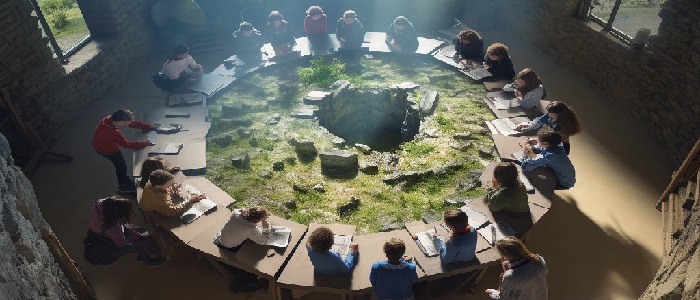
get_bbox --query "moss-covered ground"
[206,54,496,233]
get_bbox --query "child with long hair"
[453,29,484,63]
[517,101,582,154]
[433,209,478,263]
[484,162,529,216]
[505,68,545,110]
[88,196,168,267]
[485,236,548,299]
[385,16,419,53]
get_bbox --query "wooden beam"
[658,137,700,210]
[40,227,96,300]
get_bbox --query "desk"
[141,176,235,245]
[277,224,356,299]
[361,32,445,55]
[189,212,307,299]
[403,221,499,280]
[133,105,210,177]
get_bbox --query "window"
[28,0,91,63]
[588,0,663,44]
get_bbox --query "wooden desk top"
[403,220,499,279]
[142,176,234,245]
[277,223,357,292]
[133,105,210,177]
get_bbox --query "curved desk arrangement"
[132,31,557,299]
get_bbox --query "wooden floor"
[30,29,676,300]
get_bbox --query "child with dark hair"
[369,238,418,300]
[434,209,478,263]
[453,29,484,63]
[232,22,263,61]
[521,130,576,189]
[139,156,180,188]
[503,68,545,110]
[266,11,296,55]
[88,196,169,267]
[485,236,548,300]
[139,170,205,216]
[218,206,271,250]
[161,43,203,81]
[483,43,515,81]
[306,226,359,275]
[93,109,158,193]
[516,101,582,154]
[304,6,328,35]
[336,10,365,49]
[385,16,419,53]
[484,162,529,216]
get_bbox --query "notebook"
[490,118,519,136]
[262,225,293,248]
[466,68,492,81]
[459,206,490,229]
[477,222,516,246]
[177,184,217,224]
[148,143,183,155]
[331,234,353,259]
[415,229,441,257]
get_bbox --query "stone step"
[291,108,316,119]
[303,91,331,105]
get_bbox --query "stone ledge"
[63,39,102,74]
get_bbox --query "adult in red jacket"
[93,109,157,192]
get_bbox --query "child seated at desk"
[304,6,328,35]
[482,43,515,82]
[307,226,359,275]
[484,162,529,217]
[231,22,263,62]
[385,16,419,53]
[434,209,478,264]
[266,11,295,55]
[516,101,582,155]
[218,206,270,250]
[370,238,418,300]
[139,170,204,216]
[154,43,204,92]
[503,68,546,110]
[336,10,365,49]
[485,236,548,300]
[453,29,484,63]
[520,130,576,189]
[138,156,180,188]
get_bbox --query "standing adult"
[485,236,548,300]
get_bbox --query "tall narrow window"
[28,0,91,63]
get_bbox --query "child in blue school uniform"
[434,209,478,264]
[370,238,419,300]
[306,226,359,275]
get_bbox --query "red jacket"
[304,14,328,34]
[92,115,153,155]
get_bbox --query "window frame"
[27,0,92,64]
[588,0,634,45]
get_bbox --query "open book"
[477,222,516,246]
[149,143,183,155]
[466,67,492,81]
[147,131,157,145]
[177,184,217,223]
[331,234,353,259]
[262,225,292,248]
[490,118,519,136]
[415,229,441,257]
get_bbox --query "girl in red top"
[304,6,328,35]
[92,109,157,192]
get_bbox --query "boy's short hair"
[307,226,334,252]
[444,209,469,230]
[239,22,254,31]
[394,16,409,26]
[458,29,481,43]
[538,130,562,150]
[241,206,269,223]
[486,43,509,58]
[111,109,134,122]
[149,169,174,186]
[343,10,356,18]
[383,238,406,261]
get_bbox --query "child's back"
[370,260,418,300]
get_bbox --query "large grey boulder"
[319,149,358,178]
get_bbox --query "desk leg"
[276,287,292,300]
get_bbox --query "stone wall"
[640,203,700,299]
[461,0,700,164]
[0,133,77,299]
[0,0,157,147]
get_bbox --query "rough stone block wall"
[0,0,157,147]
[0,133,77,299]
[461,0,700,165]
